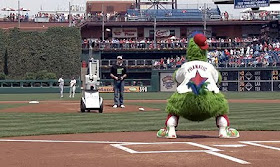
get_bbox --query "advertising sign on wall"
[144,27,180,38]
[160,73,177,92]
[156,29,171,37]
[112,28,137,38]
[99,86,147,93]
[234,0,270,9]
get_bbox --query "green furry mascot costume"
[157,33,239,139]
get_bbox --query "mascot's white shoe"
[157,127,177,139]
[157,115,178,139]
[167,126,177,139]
[217,116,240,138]
[219,127,240,138]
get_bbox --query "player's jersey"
[176,61,219,94]
[58,78,64,86]
[70,79,76,87]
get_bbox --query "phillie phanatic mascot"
[157,33,239,139]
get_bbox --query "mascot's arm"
[174,68,185,84]
[211,67,220,84]
[173,70,178,83]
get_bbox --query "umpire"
[110,55,127,108]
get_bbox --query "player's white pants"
[59,85,64,97]
[70,86,76,98]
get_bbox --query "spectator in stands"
[224,11,229,21]
[110,55,127,108]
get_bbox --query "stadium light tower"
[69,2,72,27]
[102,4,105,41]
[199,3,211,36]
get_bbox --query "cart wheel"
[99,102,103,113]
[80,99,85,113]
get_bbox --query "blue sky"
[0,0,246,18]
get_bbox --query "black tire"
[99,102,103,113]
[80,99,86,113]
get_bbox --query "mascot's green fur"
[166,38,228,121]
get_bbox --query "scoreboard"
[219,69,280,92]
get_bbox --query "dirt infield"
[1,131,280,167]
[1,99,280,166]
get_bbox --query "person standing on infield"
[58,76,64,98]
[110,55,127,108]
[69,77,77,98]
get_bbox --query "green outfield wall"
[0,79,81,94]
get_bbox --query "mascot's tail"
[187,82,209,95]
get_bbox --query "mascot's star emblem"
[190,71,208,86]
[187,71,208,95]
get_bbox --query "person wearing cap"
[110,55,127,108]
[157,33,239,139]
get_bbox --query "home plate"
[213,144,246,148]
[29,101,39,104]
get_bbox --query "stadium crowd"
[2,12,85,25]
[152,39,280,68]
[82,37,261,50]
[93,37,280,68]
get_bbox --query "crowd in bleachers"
[35,12,85,24]
[96,36,280,68]
[2,5,279,23]
[94,37,280,68]
[151,38,280,69]
[208,40,280,68]
[82,36,261,50]
[152,56,186,69]
[240,11,280,21]
[4,12,30,22]
[2,12,85,25]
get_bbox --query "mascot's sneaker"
[157,128,168,138]
[219,127,240,139]
[156,127,177,139]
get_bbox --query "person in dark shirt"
[110,55,127,108]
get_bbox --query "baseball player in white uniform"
[69,77,77,98]
[58,76,64,98]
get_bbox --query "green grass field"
[0,92,280,138]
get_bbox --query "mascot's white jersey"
[176,60,220,94]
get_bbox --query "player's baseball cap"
[193,34,209,50]
[117,55,123,60]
